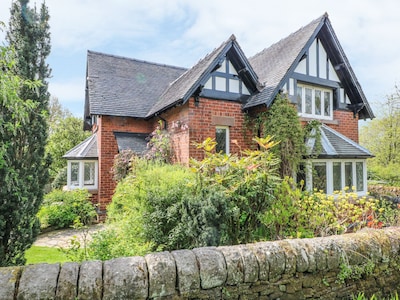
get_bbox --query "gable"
[246,13,374,120]
[146,35,260,117]
[294,38,339,82]
[201,54,252,102]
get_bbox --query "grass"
[25,246,71,265]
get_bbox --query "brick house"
[64,14,374,216]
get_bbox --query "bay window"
[67,160,98,190]
[304,159,367,195]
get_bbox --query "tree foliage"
[0,0,51,266]
[360,87,400,185]
[0,45,45,266]
[46,114,90,183]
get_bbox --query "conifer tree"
[0,0,51,266]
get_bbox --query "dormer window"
[297,83,333,120]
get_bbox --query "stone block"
[247,242,270,281]
[276,240,297,275]
[171,249,200,294]
[238,245,259,283]
[18,263,60,300]
[0,266,21,300]
[56,262,79,300]
[103,256,148,300]
[218,245,244,285]
[193,247,227,289]
[78,260,102,300]
[145,251,176,298]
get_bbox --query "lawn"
[25,246,72,265]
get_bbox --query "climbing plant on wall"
[245,94,306,178]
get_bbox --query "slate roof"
[63,134,98,159]
[307,124,373,158]
[114,132,148,155]
[246,13,374,120]
[247,15,323,109]
[85,51,186,119]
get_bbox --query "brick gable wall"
[187,97,251,162]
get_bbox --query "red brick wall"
[330,110,359,143]
[96,115,152,214]
[186,97,250,162]
[158,104,190,164]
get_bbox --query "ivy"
[244,94,306,177]
[304,119,323,158]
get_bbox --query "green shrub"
[261,178,386,239]
[89,137,282,259]
[38,189,96,229]
[190,136,281,244]
[88,161,194,259]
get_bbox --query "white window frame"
[304,159,367,196]
[67,160,98,190]
[297,83,333,120]
[215,126,230,154]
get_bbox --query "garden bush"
[38,189,96,229]
[261,178,389,240]
[88,160,195,259]
[88,137,282,259]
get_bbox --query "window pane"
[71,162,79,186]
[216,128,227,153]
[333,162,342,191]
[313,162,327,193]
[305,88,312,114]
[241,83,250,95]
[345,162,353,190]
[324,91,331,116]
[297,163,307,190]
[229,78,240,93]
[315,90,321,115]
[84,162,95,185]
[215,76,226,91]
[356,162,364,191]
[297,86,302,112]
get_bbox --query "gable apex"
[246,14,374,120]
[146,35,260,117]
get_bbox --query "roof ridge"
[87,50,187,72]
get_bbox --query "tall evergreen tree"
[0,0,51,266]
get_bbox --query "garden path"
[33,224,105,248]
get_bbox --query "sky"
[0,0,399,119]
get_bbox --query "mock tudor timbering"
[65,13,374,214]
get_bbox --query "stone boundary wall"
[1,227,400,299]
